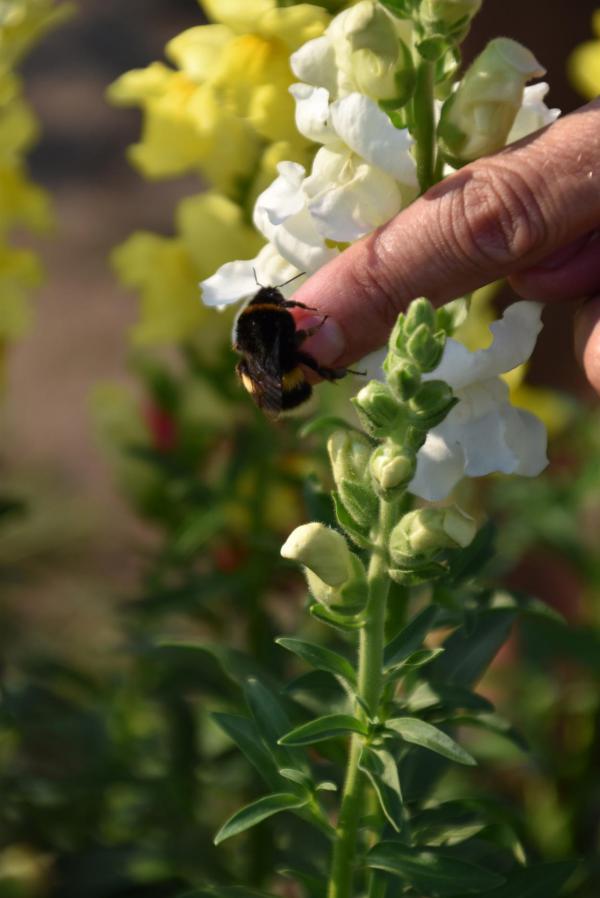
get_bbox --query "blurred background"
[1,1,600,896]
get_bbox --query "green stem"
[327,500,398,898]
[412,58,436,193]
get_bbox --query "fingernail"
[534,234,592,270]
[299,315,346,365]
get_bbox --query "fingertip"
[574,294,600,394]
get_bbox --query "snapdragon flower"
[407,302,548,501]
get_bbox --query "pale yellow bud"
[370,445,415,491]
[281,522,353,587]
[439,38,545,162]
[390,506,476,562]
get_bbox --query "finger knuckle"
[443,164,549,270]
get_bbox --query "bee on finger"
[233,273,358,417]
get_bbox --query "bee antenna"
[252,268,264,288]
[276,271,306,289]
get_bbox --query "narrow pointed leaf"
[214,792,308,845]
[244,678,308,771]
[384,606,440,669]
[276,638,356,688]
[448,712,528,751]
[406,681,495,713]
[310,603,366,631]
[476,860,578,898]
[386,717,476,766]
[178,888,277,898]
[359,747,403,831]
[279,713,368,746]
[366,842,505,895]
[385,648,444,682]
[427,609,516,687]
[332,491,372,548]
[212,713,280,788]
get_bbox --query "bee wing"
[240,354,283,416]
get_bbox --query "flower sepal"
[408,380,457,429]
[353,381,405,438]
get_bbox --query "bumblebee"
[234,277,353,417]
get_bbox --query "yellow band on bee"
[282,366,305,391]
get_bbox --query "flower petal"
[426,301,543,391]
[304,146,403,242]
[508,83,560,144]
[329,93,417,187]
[289,83,335,144]
[254,163,339,271]
[409,430,465,501]
[501,405,548,475]
[200,258,258,309]
[290,34,338,95]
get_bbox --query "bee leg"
[297,350,366,380]
[281,300,319,311]
[295,315,328,345]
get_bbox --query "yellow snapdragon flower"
[0,1,71,360]
[111,192,262,345]
[108,0,329,197]
[568,10,600,99]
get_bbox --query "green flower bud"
[352,381,403,438]
[403,297,436,335]
[421,0,482,30]
[438,38,545,163]
[281,523,353,587]
[390,506,477,564]
[370,444,415,493]
[328,429,372,489]
[405,324,446,371]
[385,361,421,401]
[408,380,456,427]
[335,1,415,103]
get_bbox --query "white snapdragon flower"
[201,161,337,309]
[201,242,303,310]
[507,82,560,144]
[290,0,412,102]
[407,302,548,501]
[291,85,418,241]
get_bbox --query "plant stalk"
[412,57,437,193]
[327,500,398,898]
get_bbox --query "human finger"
[574,294,600,394]
[293,98,600,369]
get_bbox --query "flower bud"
[408,380,456,428]
[332,1,414,103]
[421,0,482,31]
[281,523,353,587]
[370,444,415,492]
[405,324,446,371]
[385,361,421,401]
[328,429,372,489]
[438,38,545,163]
[352,381,403,438]
[403,297,436,335]
[390,506,476,563]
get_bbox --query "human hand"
[292,98,600,391]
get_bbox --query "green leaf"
[386,717,476,766]
[427,609,516,688]
[448,712,528,752]
[280,713,368,746]
[384,605,440,669]
[359,747,403,831]
[476,860,578,898]
[406,682,495,713]
[366,842,505,895]
[278,868,327,898]
[417,35,448,62]
[385,648,444,682]
[310,602,367,631]
[178,888,277,898]
[332,491,372,548]
[277,638,357,688]
[212,713,281,789]
[244,678,308,771]
[214,792,309,845]
[446,520,496,584]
